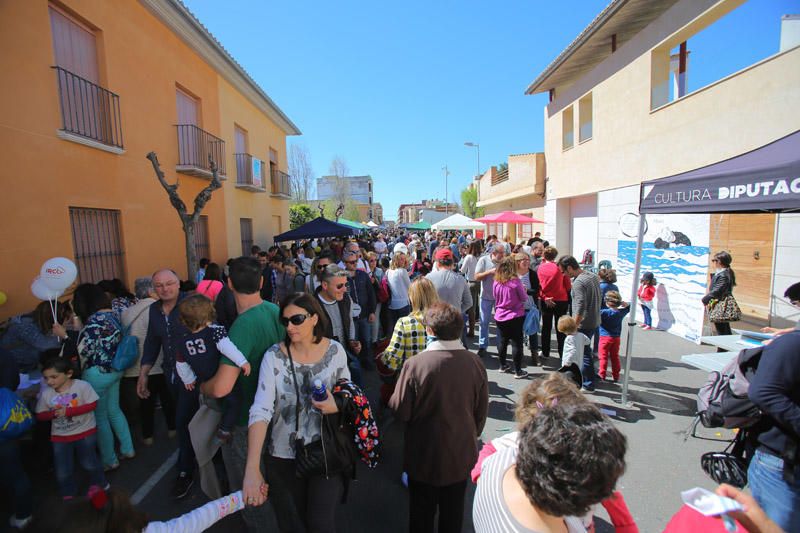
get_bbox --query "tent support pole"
[620,213,646,406]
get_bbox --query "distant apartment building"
[476,153,546,241]
[317,175,374,204]
[0,0,299,318]
[317,174,379,220]
[526,0,800,327]
[397,200,458,225]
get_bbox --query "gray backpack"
[696,346,762,429]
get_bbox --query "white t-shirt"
[386,268,411,310]
[562,332,591,368]
[460,254,478,282]
[473,447,586,533]
[36,379,98,438]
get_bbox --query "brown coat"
[389,347,489,486]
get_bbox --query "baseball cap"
[434,248,454,262]
[393,243,409,255]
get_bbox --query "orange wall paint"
[218,76,290,257]
[0,0,292,319]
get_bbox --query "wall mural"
[616,212,710,343]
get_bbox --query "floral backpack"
[332,379,380,468]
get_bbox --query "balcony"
[52,66,124,152]
[477,154,546,208]
[175,124,227,179]
[234,153,267,192]
[270,168,291,198]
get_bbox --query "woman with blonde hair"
[386,250,412,331]
[493,257,528,378]
[380,277,439,375]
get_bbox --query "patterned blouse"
[111,296,135,316]
[248,340,351,460]
[78,310,122,370]
[381,312,426,371]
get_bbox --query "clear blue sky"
[183,0,794,220]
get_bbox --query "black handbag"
[286,345,354,479]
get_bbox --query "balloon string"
[49,298,57,324]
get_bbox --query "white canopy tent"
[366,221,379,227]
[431,213,484,231]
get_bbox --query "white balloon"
[40,257,78,291]
[31,277,64,301]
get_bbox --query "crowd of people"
[0,227,797,533]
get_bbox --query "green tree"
[289,204,316,229]
[460,186,484,218]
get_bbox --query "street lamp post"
[464,142,480,201]
[442,164,450,215]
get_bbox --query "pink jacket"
[492,278,527,322]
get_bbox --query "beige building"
[526,0,800,326]
[476,153,546,242]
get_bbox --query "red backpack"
[377,275,391,304]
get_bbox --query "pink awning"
[474,211,545,224]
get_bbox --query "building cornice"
[139,0,301,136]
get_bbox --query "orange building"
[0,0,300,319]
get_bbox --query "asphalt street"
[5,321,736,532]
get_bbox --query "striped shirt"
[473,447,586,533]
[571,271,602,330]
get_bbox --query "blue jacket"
[599,306,629,337]
[347,270,376,320]
[142,293,190,383]
[0,315,61,372]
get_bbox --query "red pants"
[598,336,621,380]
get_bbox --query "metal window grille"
[240,218,253,256]
[192,215,210,262]
[69,207,126,283]
[270,168,291,196]
[52,66,124,149]
[175,124,227,175]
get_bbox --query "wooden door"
[709,213,775,321]
[50,7,99,82]
[176,89,198,125]
[176,89,200,164]
[50,7,105,140]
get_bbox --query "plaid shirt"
[381,312,426,371]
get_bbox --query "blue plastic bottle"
[311,379,327,402]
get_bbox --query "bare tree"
[147,152,221,282]
[288,143,314,202]
[328,156,351,207]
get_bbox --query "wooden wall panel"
[709,214,775,320]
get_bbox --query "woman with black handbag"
[243,292,351,533]
[702,251,740,336]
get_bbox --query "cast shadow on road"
[488,380,514,398]
[589,375,698,423]
[488,399,517,422]
[629,356,695,372]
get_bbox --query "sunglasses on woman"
[280,313,312,327]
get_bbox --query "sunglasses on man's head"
[280,313,312,327]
